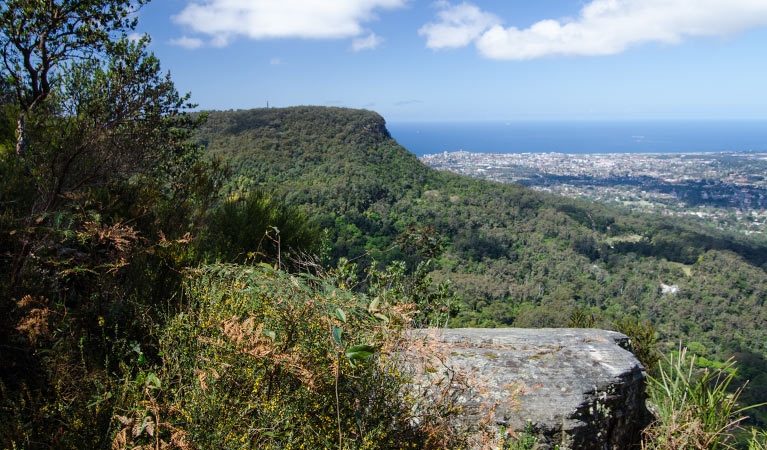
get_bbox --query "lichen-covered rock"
[410,328,650,450]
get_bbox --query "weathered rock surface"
[411,328,650,450]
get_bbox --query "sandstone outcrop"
[410,328,650,449]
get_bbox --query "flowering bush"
[110,263,469,450]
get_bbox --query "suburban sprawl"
[421,150,767,236]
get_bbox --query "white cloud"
[173,0,405,47]
[352,32,383,51]
[127,32,143,43]
[169,36,205,49]
[209,34,231,48]
[269,57,282,65]
[421,0,767,60]
[419,2,500,49]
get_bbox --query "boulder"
[410,328,650,450]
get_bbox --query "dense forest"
[198,106,767,421]
[2,1,767,448]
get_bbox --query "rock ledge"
[412,328,650,450]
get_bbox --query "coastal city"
[421,151,767,235]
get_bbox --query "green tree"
[0,2,224,447]
[0,0,147,165]
[0,0,202,291]
[204,190,320,268]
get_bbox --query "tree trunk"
[9,112,34,291]
[16,112,26,156]
[15,111,30,174]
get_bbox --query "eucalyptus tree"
[0,0,206,288]
[0,0,148,166]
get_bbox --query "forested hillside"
[198,106,767,418]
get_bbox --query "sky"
[132,0,767,122]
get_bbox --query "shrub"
[500,422,537,450]
[643,348,760,450]
[614,316,660,373]
[568,308,603,328]
[110,263,469,450]
[204,190,320,267]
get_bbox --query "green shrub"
[110,263,468,450]
[568,308,603,328]
[643,348,761,450]
[204,190,320,267]
[501,422,537,450]
[614,316,660,373]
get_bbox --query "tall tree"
[0,0,147,168]
[0,0,204,290]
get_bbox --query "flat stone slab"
[410,328,649,450]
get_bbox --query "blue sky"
[133,1,767,122]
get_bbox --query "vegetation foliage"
[643,348,764,450]
[203,189,321,267]
[196,106,767,423]
[114,263,472,450]
[2,0,767,448]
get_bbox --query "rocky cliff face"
[410,328,650,450]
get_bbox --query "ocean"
[387,120,767,157]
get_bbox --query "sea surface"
[387,121,767,157]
